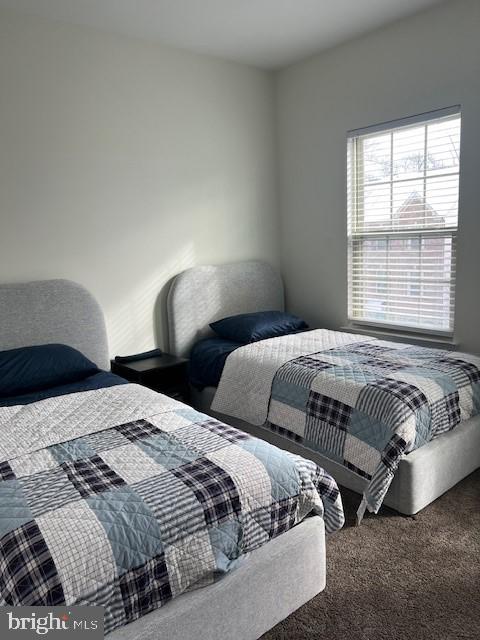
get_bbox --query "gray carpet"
[263,469,480,640]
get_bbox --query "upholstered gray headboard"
[167,261,284,357]
[0,279,109,369]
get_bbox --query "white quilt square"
[165,530,216,598]
[99,443,166,484]
[310,371,362,407]
[10,449,58,478]
[458,385,474,420]
[36,500,117,604]
[208,444,272,512]
[268,400,306,437]
[147,412,192,433]
[344,434,381,477]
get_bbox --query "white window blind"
[347,107,461,334]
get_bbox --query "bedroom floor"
[263,469,480,640]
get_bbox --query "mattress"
[0,382,343,635]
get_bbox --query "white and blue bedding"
[189,311,310,389]
[212,329,480,516]
[0,348,343,634]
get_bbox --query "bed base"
[109,516,325,640]
[192,386,480,516]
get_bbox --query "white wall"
[0,10,278,356]
[2,2,479,358]
[276,0,480,354]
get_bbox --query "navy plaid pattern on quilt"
[267,422,303,443]
[267,339,480,514]
[61,455,127,497]
[114,419,161,442]
[313,466,341,503]
[288,356,333,373]
[430,392,461,436]
[269,497,298,537]
[0,461,15,481]
[0,389,344,634]
[172,457,242,526]
[340,342,396,355]
[0,521,65,606]
[307,393,352,430]
[381,434,408,471]
[284,356,332,381]
[371,378,427,412]
[198,418,250,443]
[362,358,407,372]
[119,554,172,623]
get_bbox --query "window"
[347,107,461,334]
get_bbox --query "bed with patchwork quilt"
[211,329,480,519]
[0,383,343,634]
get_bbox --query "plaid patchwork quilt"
[212,330,480,517]
[0,384,343,634]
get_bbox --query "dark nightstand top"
[111,352,190,403]
[111,353,188,375]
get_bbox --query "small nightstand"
[111,353,189,402]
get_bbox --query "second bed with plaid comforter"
[0,384,343,634]
[212,330,480,517]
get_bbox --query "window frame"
[347,106,461,338]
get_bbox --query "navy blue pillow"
[0,344,100,398]
[210,311,308,344]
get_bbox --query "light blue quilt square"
[347,408,391,450]
[86,486,163,575]
[0,479,34,538]
[208,520,242,572]
[239,438,299,500]
[49,438,96,464]
[138,433,199,469]
[271,378,310,411]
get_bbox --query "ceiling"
[0,0,447,69]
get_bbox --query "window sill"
[340,324,457,349]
